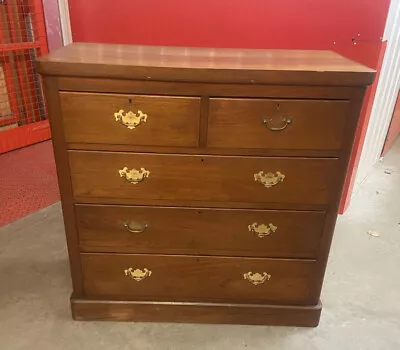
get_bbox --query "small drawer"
[60,92,200,147]
[81,253,318,305]
[69,151,337,206]
[76,204,325,259]
[208,98,349,151]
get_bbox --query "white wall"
[58,0,72,45]
[355,0,400,187]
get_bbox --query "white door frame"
[58,0,72,45]
[355,0,400,187]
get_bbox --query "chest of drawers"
[37,43,374,326]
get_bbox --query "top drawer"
[208,98,349,151]
[59,92,200,147]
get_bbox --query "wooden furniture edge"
[56,77,366,99]
[71,298,322,326]
[313,89,367,297]
[43,76,84,295]
[37,48,369,325]
[36,63,375,87]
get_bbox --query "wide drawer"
[69,151,337,206]
[208,98,349,151]
[76,204,325,258]
[60,92,200,147]
[81,253,318,305]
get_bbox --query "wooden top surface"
[36,43,375,86]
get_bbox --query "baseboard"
[71,297,322,327]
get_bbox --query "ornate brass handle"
[114,109,148,129]
[263,117,292,131]
[254,171,285,188]
[124,267,152,281]
[248,223,277,238]
[119,167,150,184]
[243,271,271,285]
[124,221,148,233]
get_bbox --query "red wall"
[68,0,391,212]
[69,1,388,55]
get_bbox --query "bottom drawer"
[82,254,318,305]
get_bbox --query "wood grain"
[42,77,84,295]
[81,253,319,305]
[73,197,327,212]
[67,142,341,158]
[313,89,367,298]
[60,92,200,147]
[58,77,365,100]
[208,98,349,151]
[69,151,338,206]
[36,43,375,86]
[71,298,322,326]
[76,204,326,258]
[37,43,373,326]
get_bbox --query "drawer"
[81,253,318,305]
[60,92,200,147]
[76,205,325,258]
[208,98,349,151]
[69,151,337,206]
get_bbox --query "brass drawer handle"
[124,221,148,233]
[248,223,277,238]
[114,109,148,129]
[254,171,285,188]
[243,271,271,285]
[263,117,292,131]
[119,167,150,184]
[124,267,152,281]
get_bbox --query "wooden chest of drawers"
[37,43,374,326]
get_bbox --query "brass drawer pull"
[124,267,152,281]
[243,272,271,285]
[263,117,292,131]
[124,221,148,233]
[254,171,285,188]
[114,109,148,129]
[248,223,277,238]
[119,167,150,184]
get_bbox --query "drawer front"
[76,205,325,258]
[69,151,337,206]
[208,98,349,151]
[82,253,318,305]
[60,92,200,147]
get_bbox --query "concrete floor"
[1,138,399,350]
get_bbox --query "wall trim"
[58,0,72,45]
[355,0,400,187]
